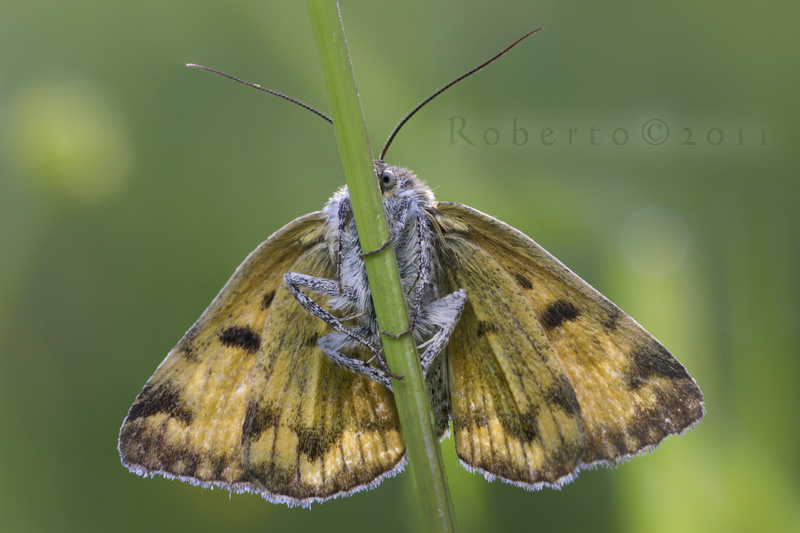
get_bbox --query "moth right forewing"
[435,202,704,466]
[441,236,589,488]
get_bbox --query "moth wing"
[240,242,404,505]
[434,202,704,486]
[118,212,404,505]
[435,217,589,487]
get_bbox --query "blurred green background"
[1,1,798,532]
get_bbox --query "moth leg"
[338,310,367,322]
[284,272,402,381]
[335,197,350,294]
[383,210,432,338]
[359,197,413,258]
[418,289,467,376]
[318,331,393,389]
[284,271,357,300]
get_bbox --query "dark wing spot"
[126,383,193,424]
[219,326,261,353]
[451,408,489,436]
[450,412,469,432]
[202,454,229,480]
[296,427,327,461]
[589,380,704,463]
[513,273,533,290]
[541,300,580,330]
[177,338,196,361]
[500,408,539,442]
[294,423,342,462]
[478,455,525,483]
[177,326,199,361]
[120,424,201,477]
[242,399,280,439]
[174,450,200,477]
[262,461,297,490]
[472,406,489,428]
[260,290,276,310]
[626,340,690,389]
[303,331,320,348]
[602,304,623,331]
[602,424,630,459]
[518,410,539,441]
[476,320,499,338]
[545,375,582,416]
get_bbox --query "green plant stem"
[305,2,457,531]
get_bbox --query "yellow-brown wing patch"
[435,202,703,479]
[118,212,404,505]
[443,237,588,488]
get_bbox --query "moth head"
[378,166,397,192]
[374,160,435,206]
[374,160,401,194]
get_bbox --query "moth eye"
[379,169,396,191]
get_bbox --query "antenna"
[187,64,333,124]
[380,27,543,161]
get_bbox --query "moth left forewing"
[119,211,406,506]
[435,202,704,473]
[119,212,329,487]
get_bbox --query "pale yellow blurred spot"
[359,431,381,466]
[3,79,133,207]
[475,424,492,460]
[383,430,403,460]
[536,411,557,447]
[488,419,505,455]
[619,206,692,277]
[249,427,276,460]
[273,426,299,466]
[505,437,522,459]
[525,442,544,469]
[340,430,361,469]
[299,456,323,487]
[323,446,343,479]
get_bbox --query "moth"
[119,29,703,507]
